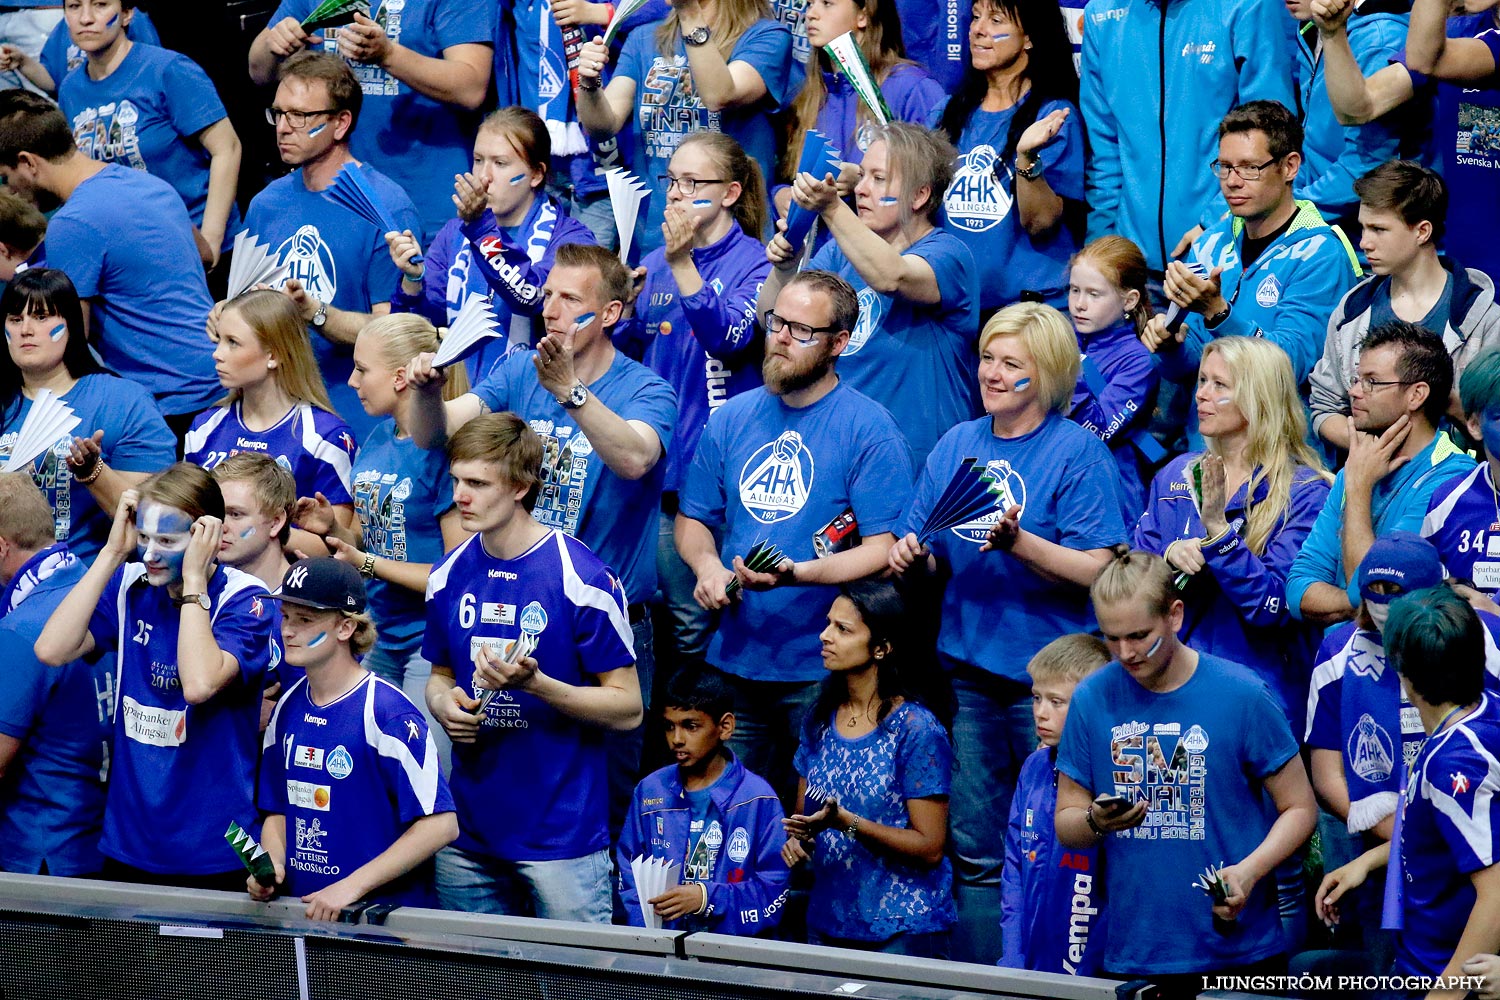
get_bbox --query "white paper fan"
[225,230,290,299]
[475,631,538,713]
[606,168,650,264]
[630,855,682,929]
[433,294,502,370]
[3,389,80,472]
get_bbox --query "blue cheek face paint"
[572,311,596,333]
[136,503,194,585]
[307,123,327,138]
[1482,408,1500,458]
[1013,377,1031,391]
[1146,635,1164,658]
[1214,396,1232,407]
[877,196,900,206]
[691,199,714,208]
[239,526,256,539]
[508,173,527,186]
[106,12,119,27]
[48,323,66,342]
[991,32,1011,40]
[306,631,328,650]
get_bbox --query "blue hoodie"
[1080,0,1296,270]
[615,224,770,493]
[1070,318,1160,521]
[1294,3,1419,229]
[999,746,1104,976]
[1134,453,1331,729]
[616,753,789,934]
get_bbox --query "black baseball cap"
[266,558,367,614]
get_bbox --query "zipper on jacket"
[1157,2,1169,271]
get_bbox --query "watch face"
[570,383,588,406]
[685,25,710,44]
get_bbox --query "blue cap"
[266,558,367,614]
[1358,531,1444,605]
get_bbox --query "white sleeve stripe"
[1422,465,1484,538]
[425,534,476,600]
[262,676,307,751]
[364,676,441,814]
[1305,633,1359,742]
[1420,720,1500,867]
[298,404,355,493]
[182,406,230,457]
[555,533,635,658]
[113,564,148,720]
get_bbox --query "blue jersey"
[241,163,422,440]
[0,374,174,564]
[944,98,1084,312]
[1134,453,1330,726]
[1305,618,1500,834]
[259,672,454,905]
[1056,653,1299,974]
[389,199,596,384]
[615,224,768,493]
[0,549,111,876]
[87,564,275,873]
[58,43,240,250]
[39,9,160,89]
[471,348,676,603]
[680,382,914,683]
[46,164,219,415]
[1071,318,1159,521]
[1423,463,1500,596]
[615,18,795,257]
[1397,694,1500,976]
[903,414,1126,682]
[616,752,789,934]
[423,529,635,860]
[271,0,497,237]
[351,419,452,654]
[999,746,1104,975]
[185,402,357,507]
[809,228,980,466]
[793,701,956,940]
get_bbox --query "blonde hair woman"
[185,289,358,532]
[1133,335,1333,722]
[886,301,1127,958]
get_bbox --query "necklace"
[843,697,878,728]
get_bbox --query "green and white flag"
[226,820,277,888]
[301,0,369,31]
[602,0,656,46]
[822,31,893,126]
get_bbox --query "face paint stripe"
[307,123,327,138]
[1013,377,1031,391]
[306,631,328,649]
[508,173,527,186]
[877,196,900,205]
[48,323,66,342]
[1147,635,1164,657]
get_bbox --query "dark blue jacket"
[1000,746,1104,975]
[1071,318,1160,522]
[616,753,789,935]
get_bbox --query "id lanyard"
[1382,703,1469,930]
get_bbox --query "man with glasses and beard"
[675,269,914,803]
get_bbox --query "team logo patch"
[520,601,549,636]
[326,745,354,780]
[1453,771,1472,795]
[944,144,1014,234]
[726,827,750,864]
[481,602,516,625]
[738,430,815,523]
[1255,273,1282,308]
[950,460,1027,544]
[287,780,331,811]
[1347,713,1395,783]
[1182,725,1210,753]
[844,286,885,355]
[294,745,325,770]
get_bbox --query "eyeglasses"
[265,107,340,130]
[659,174,729,196]
[1208,156,1281,181]
[1352,376,1414,393]
[765,311,839,346]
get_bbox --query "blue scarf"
[2,543,78,616]
[520,0,589,155]
[1331,629,1421,834]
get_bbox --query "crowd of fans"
[1,0,1500,996]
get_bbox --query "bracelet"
[695,881,709,915]
[74,460,104,485]
[578,74,601,92]
[844,815,860,839]
[404,266,425,284]
[1085,804,1106,839]
[360,552,377,578]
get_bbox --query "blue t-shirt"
[46,164,219,415]
[351,419,452,653]
[1396,693,1500,977]
[809,228,980,466]
[1422,462,1500,595]
[903,414,1126,682]
[0,550,111,876]
[87,565,275,873]
[793,702,956,940]
[615,18,795,256]
[1369,272,1452,333]
[241,163,422,440]
[58,43,240,250]
[184,402,357,507]
[423,529,635,861]
[0,375,174,564]
[39,10,160,90]
[471,348,676,603]
[259,672,454,906]
[679,382,914,682]
[1056,653,1300,974]
[270,0,497,237]
[943,98,1084,312]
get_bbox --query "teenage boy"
[253,558,457,920]
[616,669,789,933]
[1312,162,1500,448]
[423,412,642,921]
[999,633,1109,976]
[1424,348,1500,600]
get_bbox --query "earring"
[267,359,278,369]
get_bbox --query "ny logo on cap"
[287,565,310,589]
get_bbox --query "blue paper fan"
[322,165,422,263]
[784,130,843,254]
[916,458,1004,543]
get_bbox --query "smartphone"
[1094,792,1130,812]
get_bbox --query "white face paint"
[1367,601,1391,633]
[136,501,194,587]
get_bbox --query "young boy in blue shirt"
[999,633,1109,975]
[616,669,788,934]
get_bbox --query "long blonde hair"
[1198,337,1332,555]
[656,0,771,60]
[220,290,334,412]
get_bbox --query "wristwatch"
[558,380,589,410]
[174,593,212,611]
[1204,304,1232,329]
[1015,155,1044,181]
[312,302,329,328]
[683,25,711,46]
